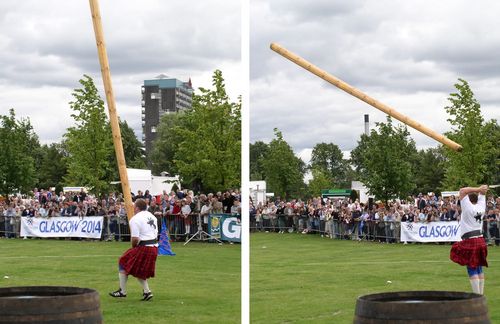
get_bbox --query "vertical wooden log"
[89,0,135,220]
[270,43,462,152]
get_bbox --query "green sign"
[208,214,241,242]
[321,189,351,197]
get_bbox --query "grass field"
[0,239,240,323]
[250,232,500,323]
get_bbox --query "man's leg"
[137,278,153,301]
[110,267,128,297]
[119,271,128,294]
[467,266,482,294]
[478,269,485,295]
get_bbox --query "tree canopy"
[0,109,38,195]
[115,119,146,170]
[442,78,498,189]
[250,141,269,181]
[35,143,68,193]
[63,75,115,196]
[150,70,241,192]
[261,128,305,200]
[310,142,351,188]
[351,116,417,204]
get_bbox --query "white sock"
[469,278,480,294]
[119,272,128,294]
[479,279,485,295]
[137,278,151,293]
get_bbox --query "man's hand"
[479,185,489,195]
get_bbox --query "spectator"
[231,199,241,216]
[200,199,213,232]
[135,190,145,201]
[4,203,16,238]
[13,205,22,238]
[144,190,153,203]
[486,209,499,246]
[384,209,396,243]
[284,202,295,233]
[181,199,192,239]
[324,205,333,239]
[276,201,285,233]
[255,203,263,232]
[418,209,427,223]
[38,204,48,218]
[260,202,269,232]
[148,200,162,219]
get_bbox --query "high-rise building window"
[142,75,193,160]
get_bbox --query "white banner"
[20,216,104,239]
[400,221,461,242]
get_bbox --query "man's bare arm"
[459,185,489,201]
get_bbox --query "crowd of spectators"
[249,192,500,245]
[0,187,241,241]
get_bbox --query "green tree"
[482,120,500,187]
[350,116,417,204]
[0,109,38,195]
[114,119,146,170]
[262,128,305,199]
[307,167,332,198]
[63,75,115,196]
[150,113,182,176]
[442,79,495,189]
[310,142,351,188]
[413,147,446,195]
[250,141,269,181]
[36,143,68,193]
[172,70,241,192]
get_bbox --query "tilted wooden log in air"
[89,0,135,220]
[270,43,463,152]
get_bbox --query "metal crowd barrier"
[2,213,497,244]
[250,214,499,244]
[0,213,208,242]
[99,214,201,242]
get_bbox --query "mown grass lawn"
[250,232,500,323]
[0,239,240,323]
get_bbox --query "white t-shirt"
[129,210,158,246]
[201,204,211,224]
[460,194,486,237]
[181,205,191,216]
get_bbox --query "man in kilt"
[110,198,158,301]
[450,185,489,295]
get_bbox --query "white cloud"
[250,0,500,157]
[0,0,241,143]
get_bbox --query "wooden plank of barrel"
[0,286,102,323]
[270,43,463,152]
[354,291,490,323]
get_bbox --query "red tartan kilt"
[450,237,488,268]
[119,246,158,280]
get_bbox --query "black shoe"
[109,289,127,298]
[142,291,153,301]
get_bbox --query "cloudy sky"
[250,0,500,163]
[0,0,241,144]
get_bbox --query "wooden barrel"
[354,291,490,323]
[0,286,102,323]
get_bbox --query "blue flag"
[158,220,175,256]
